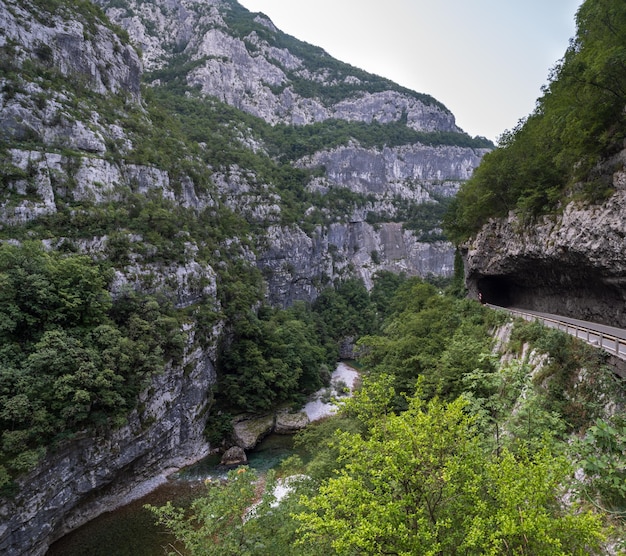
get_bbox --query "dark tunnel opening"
[477,276,514,307]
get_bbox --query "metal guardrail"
[501,307,626,361]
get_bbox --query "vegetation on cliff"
[3,0,625,552]
[446,0,626,243]
[149,279,625,555]
[0,242,185,490]
[0,0,476,502]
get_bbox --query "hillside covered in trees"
[1,0,625,554]
[148,278,625,555]
[445,0,626,242]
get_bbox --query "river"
[46,363,359,556]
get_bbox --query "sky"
[238,0,583,143]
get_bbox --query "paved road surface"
[488,305,626,361]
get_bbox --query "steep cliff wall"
[0,0,140,148]
[258,141,487,305]
[0,319,217,556]
[465,152,626,327]
[0,0,489,553]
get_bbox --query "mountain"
[0,0,491,553]
[1,0,491,303]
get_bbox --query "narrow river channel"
[46,363,359,556]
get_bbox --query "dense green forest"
[2,0,626,552]
[148,278,626,555]
[445,0,626,243]
[0,242,185,490]
[143,0,626,551]
[0,236,404,492]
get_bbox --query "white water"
[303,362,360,421]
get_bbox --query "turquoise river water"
[46,434,298,556]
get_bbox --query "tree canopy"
[296,386,605,556]
[445,0,626,243]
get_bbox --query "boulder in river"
[220,446,248,467]
[232,414,275,450]
[274,410,310,434]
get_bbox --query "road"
[488,305,626,361]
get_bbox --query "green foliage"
[293,414,363,481]
[312,278,378,342]
[0,242,184,483]
[213,275,403,416]
[265,119,491,161]
[217,304,329,412]
[296,386,605,555]
[153,286,625,554]
[576,416,626,514]
[369,270,408,320]
[510,319,620,433]
[146,466,272,556]
[463,357,568,454]
[357,279,498,406]
[446,0,626,243]
[147,463,322,556]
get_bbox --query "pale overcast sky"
[238,0,582,143]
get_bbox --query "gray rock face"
[274,410,310,434]
[0,0,141,150]
[232,414,275,450]
[255,143,486,305]
[300,144,487,193]
[0,1,140,98]
[259,222,456,306]
[0,322,216,556]
[0,0,490,553]
[465,157,626,327]
[0,148,216,225]
[102,0,460,132]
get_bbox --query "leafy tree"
[446,0,626,243]
[147,467,275,556]
[217,306,329,412]
[0,243,185,484]
[312,278,378,340]
[358,279,497,406]
[369,270,407,322]
[576,416,626,514]
[295,382,605,555]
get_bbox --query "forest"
[445,0,626,243]
[148,277,626,555]
[1,0,625,552]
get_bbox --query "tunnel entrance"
[477,276,514,307]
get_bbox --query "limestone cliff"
[96,0,489,292]
[0,323,217,556]
[464,150,626,328]
[0,0,489,553]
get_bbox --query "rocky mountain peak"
[0,1,492,553]
[100,0,462,131]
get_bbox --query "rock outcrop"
[464,154,626,327]
[220,445,247,466]
[231,414,275,450]
[0,0,140,148]
[0,322,216,556]
[0,0,490,553]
